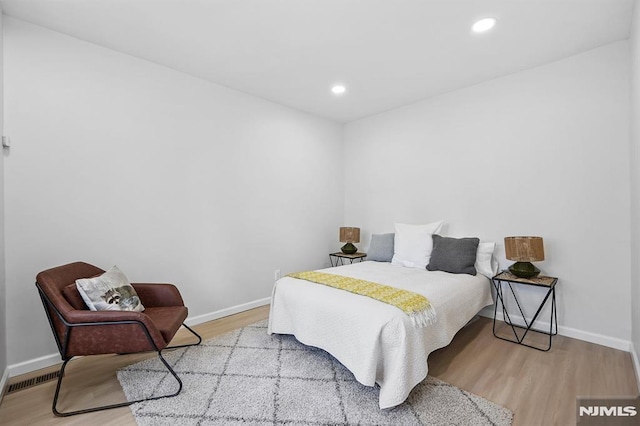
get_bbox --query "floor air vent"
[6,370,60,394]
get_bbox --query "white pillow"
[391,221,444,269]
[475,242,498,278]
[76,265,145,312]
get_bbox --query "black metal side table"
[329,252,367,267]
[491,271,558,351]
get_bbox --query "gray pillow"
[367,233,395,262]
[426,235,479,275]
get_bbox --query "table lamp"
[504,236,545,278]
[339,227,360,254]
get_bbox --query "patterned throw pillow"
[75,265,145,312]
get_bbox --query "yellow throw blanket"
[287,271,437,327]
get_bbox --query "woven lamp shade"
[504,236,545,262]
[339,227,360,243]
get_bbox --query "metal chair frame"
[36,282,202,417]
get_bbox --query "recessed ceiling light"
[331,85,346,95]
[472,17,497,33]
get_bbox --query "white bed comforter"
[267,261,493,409]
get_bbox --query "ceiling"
[0,0,634,123]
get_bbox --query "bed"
[267,260,494,409]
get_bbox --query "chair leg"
[166,322,203,350]
[52,350,183,417]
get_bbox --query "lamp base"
[341,242,358,254]
[508,262,540,278]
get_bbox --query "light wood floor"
[0,305,637,426]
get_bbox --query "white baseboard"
[8,352,62,378]
[184,297,271,327]
[479,307,632,352]
[0,366,9,404]
[7,297,272,379]
[631,342,640,392]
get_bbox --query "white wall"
[0,8,7,393]
[3,17,344,367]
[630,0,640,382]
[344,41,631,344]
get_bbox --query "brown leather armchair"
[35,261,202,417]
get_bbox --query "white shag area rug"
[118,320,513,425]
